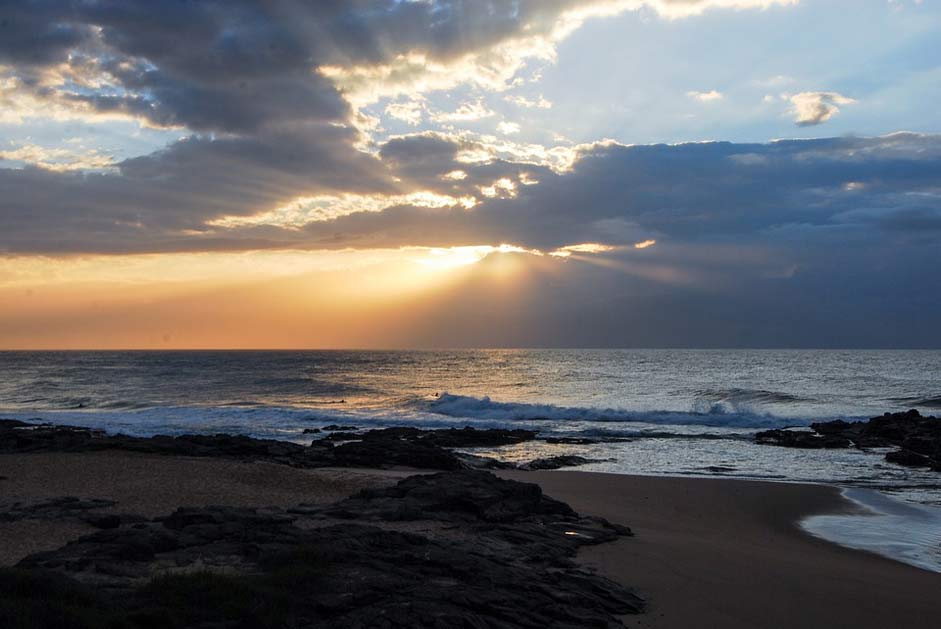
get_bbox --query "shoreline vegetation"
[1,418,940,627]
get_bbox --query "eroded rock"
[520,455,604,470]
[0,497,117,523]
[755,410,941,470]
[11,471,644,627]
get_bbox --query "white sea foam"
[426,392,818,429]
[802,488,941,573]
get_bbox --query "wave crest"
[426,393,812,429]
[693,388,807,405]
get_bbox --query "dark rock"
[0,419,34,429]
[754,429,852,449]
[321,431,359,441]
[0,497,117,523]
[324,426,537,448]
[332,438,465,470]
[0,420,532,472]
[544,437,599,445]
[810,419,853,435]
[418,427,537,448]
[316,470,570,524]
[756,410,941,474]
[456,452,518,470]
[15,471,644,627]
[83,513,146,529]
[302,428,321,434]
[519,455,600,470]
[885,449,932,468]
[322,424,357,431]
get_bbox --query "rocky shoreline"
[0,419,604,473]
[0,419,642,628]
[3,471,643,628]
[755,410,941,471]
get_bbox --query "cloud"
[497,121,522,135]
[504,95,553,109]
[0,143,114,172]
[0,0,803,140]
[687,90,724,102]
[790,91,856,126]
[0,2,919,265]
[317,1,798,106]
[281,133,941,253]
[385,100,425,126]
[4,133,940,256]
[431,100,495,122]
[0,123,394,254]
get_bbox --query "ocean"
[1,349,939,495]
[3,349,940,570]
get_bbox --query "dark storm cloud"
[0,1,92,68]
[0,0,606,253]
[377,132,555,194]
[0,7,936,287]
[73,66,349,133]
[0,1,592,133]
[2,0,841,255]
[0,124,392,254]
[307,133,941,250]
[2,133,940,255]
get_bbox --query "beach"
[2,449,939,627]
[502,470,941,628]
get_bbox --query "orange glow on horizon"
[0,241,632,349]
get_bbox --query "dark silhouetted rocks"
[0,420,613,476]
[520,455,603,470]
[332,437,465,470]
[754,430,852,449]
[0,497,117,523]
[755,409,941,470]
[9,471,644,628]
[885,449,932,468]
[313,470,579,524]
[544,436,599,445]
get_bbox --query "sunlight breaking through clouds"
[317,1,798,109]
[1,0,940,349]
[208,192,478,229]
[0,143,115,172]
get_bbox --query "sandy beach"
[501,470,941,628]
[2,450,939,628]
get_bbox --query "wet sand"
[501,470,941,629]
[2,452,939,628]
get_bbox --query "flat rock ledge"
[0,420,597,472]
[3,470,644,628]
[755,409,941,471]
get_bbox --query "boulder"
[12,471,644,627]
[885,449,932,468]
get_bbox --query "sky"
[0,0,939,349]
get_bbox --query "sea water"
[2,349,939,570]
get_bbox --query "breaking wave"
[426,393,819,429]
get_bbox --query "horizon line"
[1,347,940,352]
